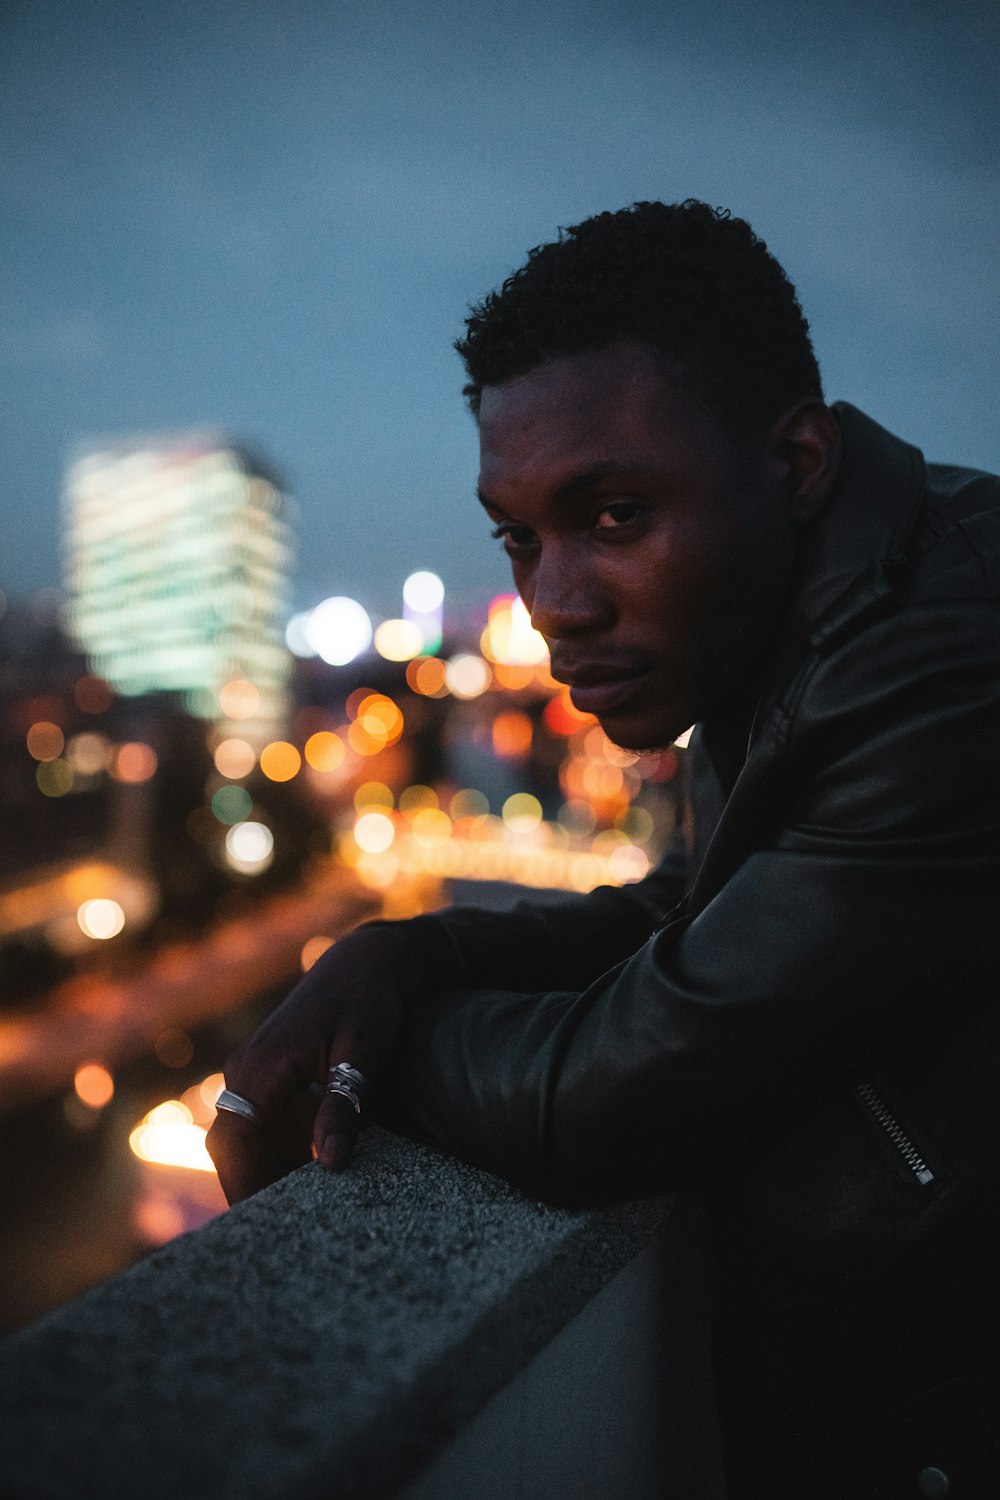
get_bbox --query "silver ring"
[215,1088,263,1126]
[325,1061,368,1116]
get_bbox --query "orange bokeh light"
[219,679,261,720]
[214,738,256,778]
[26,721,64,761]
[74,1062,115,1108]
[300,935,335,971]
[492,710,533,758]
[260,741,302,782]
[406,656,448,698]
[305,731,346,772]
[113,742,158,783]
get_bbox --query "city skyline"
[3,0,998,619]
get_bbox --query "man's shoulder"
[914,457,1000,598]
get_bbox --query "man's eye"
[490,523,537,551]
[594,502,644,529]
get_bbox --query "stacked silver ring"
[325,1061,369,1115]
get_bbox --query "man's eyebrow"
[477,460,655,513]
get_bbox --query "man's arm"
[379,598,1000,1206]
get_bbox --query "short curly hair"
[456,200,822,433]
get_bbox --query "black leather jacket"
[385,405,1000,1497]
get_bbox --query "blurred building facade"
[63,435,294,745]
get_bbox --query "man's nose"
[525,549,611,640]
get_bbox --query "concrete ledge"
[0,1128,667,1499]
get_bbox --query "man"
[208,201,1000,1497]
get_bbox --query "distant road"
[0,865,440,1116]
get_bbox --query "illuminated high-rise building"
[63,434,294,743]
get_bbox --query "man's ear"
[771,401,841,524]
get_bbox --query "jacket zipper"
[855,1082,935,1186]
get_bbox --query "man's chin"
[596,708,689,756]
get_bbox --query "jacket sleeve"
[393,832,689,993]
[381,598,1000,1206]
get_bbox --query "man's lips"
[552,663,653,715]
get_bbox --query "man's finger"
[313,1089,363,1171]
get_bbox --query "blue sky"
[2,0,997,619]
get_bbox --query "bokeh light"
[374,618,424,661]
[66,732,109,775]
[304,730,345,772]
[502,793,543,833]
[450,788,490,819]
[305,596,373,665]
[446,654,492,699]
[406,656,448,698]
[213,737,256,778]
[260,740,301,782]
[285,611,317,658]
[492,710,533,758]
[129,1100,215,1172]
[354,811,396,853]
[219,679,261,720]
[399,784,437,813]
[300,935,335,971]
[77,898,126,940]
[354,781,393,811]
[113,742,158,783]
[36,759,73,797]
[411,807,452,846]
[225,821,275,873]
[74,1063,115,1109]
[26,721,64,761]
[403,571,444,613]
[211,784,253,824]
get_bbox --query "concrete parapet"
[0,1128,702,1499]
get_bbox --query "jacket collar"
[686,404,928,910]
[787,402,926,650]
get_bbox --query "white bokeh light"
[285,610,318,658]
[77,898,126,940]
[225,820,275,873]
[403,571,444,613]
[305,597,373,666]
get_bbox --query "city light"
[305,596,373,665]
[259,740,301,782]
[66,732,109,775]
[300,935,335,971]
[225,820,274,873]
[219,679,261,720]
[304,731,345,772]
[403,571,444,653]
[26,721,65,761]
[403,571,445,613]
[445,653,492,699]
[112,742,158,783]
[36,759,73,797]
[77,898,126,940]
[502,793,543,833]
[213,737,256,778]
[374,618,424,661]
[354,811,396,854]
[285,610,317,658]
[211,785,253,824]
[73,1063,115,1109]
[129,1100,215,1173]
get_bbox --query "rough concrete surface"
[0,1127,664,1500]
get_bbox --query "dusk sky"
[3,0,997,621]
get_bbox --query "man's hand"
[206,924,406,1204]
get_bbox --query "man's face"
[476,341,800,749]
